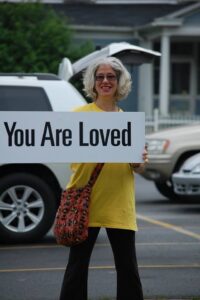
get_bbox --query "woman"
[59,57,148,300]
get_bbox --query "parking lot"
[0,175,200,300]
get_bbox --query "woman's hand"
[130,144,148,174]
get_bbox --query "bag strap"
[87,163,104,187]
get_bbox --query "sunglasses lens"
[95,75,104,81]
[107,75,117,81]
[95,75,117,81]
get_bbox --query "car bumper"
[141,155,173,181]
[172,173,200,195]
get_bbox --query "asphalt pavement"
[0,175,200,300]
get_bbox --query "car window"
[0,86,52,111]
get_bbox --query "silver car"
[172,153,200,196]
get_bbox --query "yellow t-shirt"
[67,102,137,231]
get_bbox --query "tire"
[0,173,57,243]
[155,180,179,200]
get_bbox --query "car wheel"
[0,173,57,243]
[155,181,179,200]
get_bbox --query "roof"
[51,3,193,27]
[0,73,61,80]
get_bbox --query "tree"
[0,2,94,73]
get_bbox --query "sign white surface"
[0,112,145,163]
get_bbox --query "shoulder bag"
[53,163,104,246]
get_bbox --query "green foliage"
[0,2,94,73]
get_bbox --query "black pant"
[59,227,144,300]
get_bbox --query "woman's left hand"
[130,144,148,174]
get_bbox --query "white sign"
[0,112,145,163]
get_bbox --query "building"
[51,0,200,116]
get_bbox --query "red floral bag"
[53,163,104,246]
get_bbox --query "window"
[0,86,52,111]
[153,58,160,95]
[197,43,200,95]
[171,62,190,95]
[171,42,193,56]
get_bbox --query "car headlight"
[191,163,200,174]
[146,139,170,155]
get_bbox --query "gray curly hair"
[83,57,132,101]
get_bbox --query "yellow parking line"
[0,264,200,273]
[0,267,64,273]
[137,214,200,241]
[90,264,200,269]
[0,241,200,251]
[136,241,200,246]
[0,245,59,251]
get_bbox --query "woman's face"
[94,64,118,101]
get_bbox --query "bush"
[0,2,94,73]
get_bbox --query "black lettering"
[25,129,35,146]
[56,129,62,146]
[90,129,99,146]
[99,129,110,146]
[111,129,121,146]
[4,122,16,146]
[79,122,89,146]
[122,122,131,146]
[41,122,55,146]
[63,129,72,146]
[15,129,24,146]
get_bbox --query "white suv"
[0,73,86,243]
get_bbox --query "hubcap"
[0,185,44,233]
